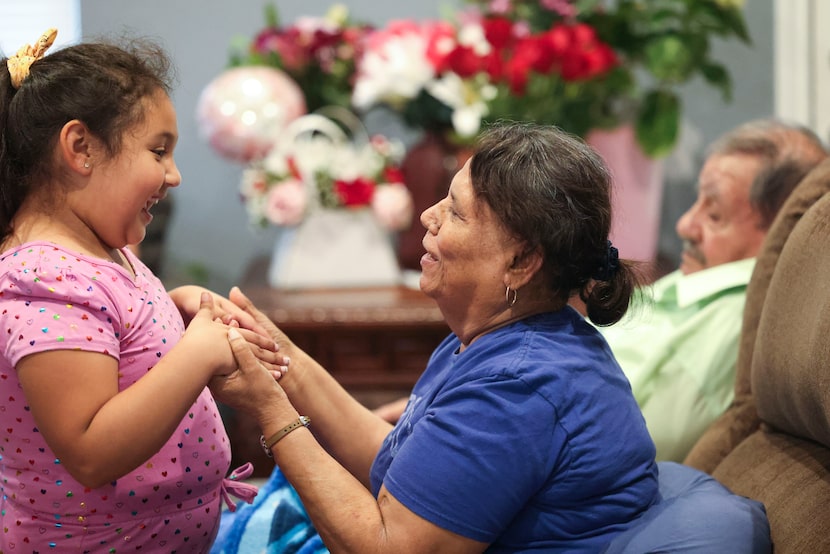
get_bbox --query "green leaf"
[693,2,751,43]
[635,90,681,157]
[700,61,733,102]
[264,3,279,28]
[718,7,751,43]
[643,35,696,82]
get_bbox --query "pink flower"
[264,179,307,226]
[540,0,577,19]
[372,183,414,231]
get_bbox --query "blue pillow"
[603,462,771,553]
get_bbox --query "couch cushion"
[712,431,830,553]
[752,191,830,444]
[603,462,770,553]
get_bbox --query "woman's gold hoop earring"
[505,286,518,307]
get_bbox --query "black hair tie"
[592,240,619,281]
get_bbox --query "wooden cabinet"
[225,282,450,476]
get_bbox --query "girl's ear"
[58,119,94,175]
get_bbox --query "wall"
[80,0,774,289]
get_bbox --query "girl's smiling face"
[78,90,181,250]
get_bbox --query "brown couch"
[684,158,830,552]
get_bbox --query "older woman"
[212,122,659,552]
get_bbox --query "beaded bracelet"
[260,416,311,458]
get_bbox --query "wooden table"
[242,284,450,389]
[226,280,450,476]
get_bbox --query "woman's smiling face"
[418,158,517,319]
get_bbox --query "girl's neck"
[4,208,130,273]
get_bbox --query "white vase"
[267,208,402,289]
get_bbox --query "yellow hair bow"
[7,28,58,89]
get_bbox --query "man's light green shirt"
[598,257,755,462]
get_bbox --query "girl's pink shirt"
[0,242,232,551]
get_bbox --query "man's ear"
[508,245,544,288]
[58,119,94,175]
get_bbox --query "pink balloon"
[196,66,307,163]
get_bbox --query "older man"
[599,119,828,461]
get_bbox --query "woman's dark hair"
[0,37,174,242]
[469,122,642,325]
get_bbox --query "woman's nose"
[421,205,439,233]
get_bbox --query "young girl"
[0,30,284,551]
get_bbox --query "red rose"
[482,17,514,50]
[445,44,482,78]
[383,166,405,185]
[334,177,375,206]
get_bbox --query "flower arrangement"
[229,0,749,158]
[239,113,413,231]
[229,3,373,113]
[350,0,750,157]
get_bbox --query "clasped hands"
[171,285,289,383]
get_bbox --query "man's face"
[675,153,768,275]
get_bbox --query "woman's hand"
[228,286,296,355]
[181,293,286,378]
[209,327,295,427]
[168,285,269,336]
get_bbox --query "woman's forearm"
[277,347,393,487]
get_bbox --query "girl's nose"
[166,160,182,188]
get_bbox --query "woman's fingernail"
[228,327,243,340]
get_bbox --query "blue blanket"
[210,467,328,554]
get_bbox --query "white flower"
[457,22,491,57]
[425,73,495,137]
[352,32,436,109]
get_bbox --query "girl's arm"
[16,293,281,488]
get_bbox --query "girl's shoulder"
[1,241,147,283]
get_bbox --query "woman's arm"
[211,327,489,554]
[227,286,393,485]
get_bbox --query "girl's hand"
[182,293,283,378]
[169,285,269,337]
